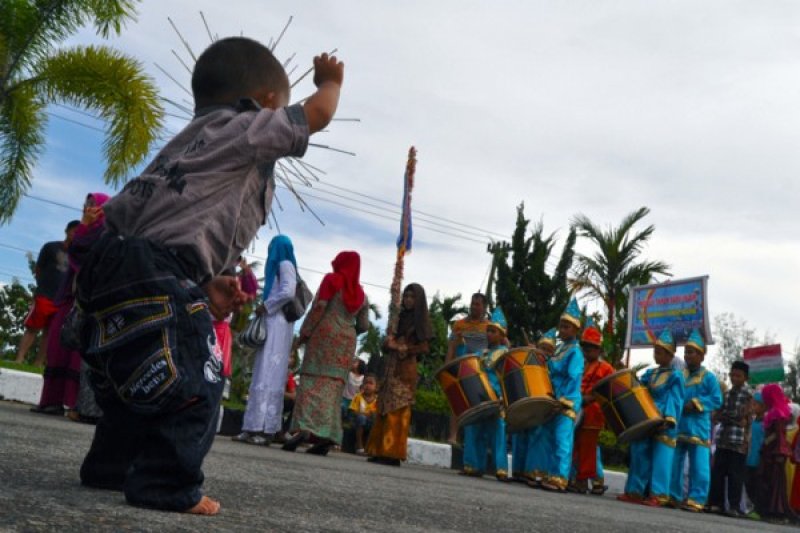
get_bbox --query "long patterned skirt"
[290,374,346,444]
[38,302,81,409]
[366,406,412,461]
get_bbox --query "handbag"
[60,303,84,351]
[238,313,267,348]
[282,275,313,322]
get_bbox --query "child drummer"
[618,329,686,507]
[569,319,614,495]
[461,308,510,480]
[540,298,584,492]
[515,327,556,485]
[669,329,722,511]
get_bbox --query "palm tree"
[0,1,164,222]
[570,207,671,364]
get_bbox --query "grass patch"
[0,360,44,375]
[222,399,245,411]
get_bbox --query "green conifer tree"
[491,203,576,346]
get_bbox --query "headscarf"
[262,235,297,300]
[394,283,433,343]
[762,383,792,429]
[318,251,365,313]
[84,192,109,230]
[71,192,110,265]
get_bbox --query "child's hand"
[81,206,103,226]
[204,276,246,320]
[313,53,344,88]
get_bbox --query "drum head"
[458,400,501,427]
[505,397,561,431]
[617,417,664,444]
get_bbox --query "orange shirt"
[581,360,615,429]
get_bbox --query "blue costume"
[623,329,686,505]
[669,330,722,510]
[463,309,509,479]
[542,300,584,490]
[516,328,557,482]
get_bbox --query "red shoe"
[641,496,666,507]
[617,494,643,505]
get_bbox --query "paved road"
[0,401,794,532]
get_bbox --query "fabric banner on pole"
[626,276,711,349]
[744,344,784,385]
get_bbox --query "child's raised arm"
[303,53,344,134]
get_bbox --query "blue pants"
[463,417,508,476]
[511,430,529,477]
[596,445,604,479]
[625,435,676,501]
[525,425,549,477]
[670,442,711,506]
[543,413,575,484]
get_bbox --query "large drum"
[592,369,663,444]
[495,347,561,431]
[435,355,502,427]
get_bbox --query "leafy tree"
[784,341,800,402]
[491,203,576,346]
[570,207,670,366]
[420,293,468,385]
[1,0,163,222]
[710,312,775,383]
[0,279,36,359]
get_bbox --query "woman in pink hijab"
[33,193,109,421]
[755,383,796,522]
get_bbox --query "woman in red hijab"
[34,193,109,421]
[283,251,370,455]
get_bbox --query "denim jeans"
[77,233,224,511]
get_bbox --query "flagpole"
[388,146,417,336]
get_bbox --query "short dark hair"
[192,37,288,107]
[66,220,80,231]
[731,360,750,375]
[356,360,367,375]
[364,373,378,382]
[471,293,488,306]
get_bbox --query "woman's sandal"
[281,431,309,452]
[306,441,333,456]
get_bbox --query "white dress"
[242,260,297,434]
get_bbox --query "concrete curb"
[0,368,42,405]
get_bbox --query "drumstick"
[522,330,531,346]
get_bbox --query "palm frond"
[2,0,138,87]
[31,45,163,184]
[0,84,45,222]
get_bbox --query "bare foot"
[186,496,220,516]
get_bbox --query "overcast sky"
[1,1,798,367]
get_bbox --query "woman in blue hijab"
[234,235,299,445]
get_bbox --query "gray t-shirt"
[103,101,309,284]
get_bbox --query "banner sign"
[744,344,784,385]
[626,276,711,349]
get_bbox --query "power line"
[17,190,559,274]
[24,194,82,212]
[43,104,514,244]
[284,187,490,245]
[0,271,34,283]
[289,180,496,241]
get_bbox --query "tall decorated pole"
[388,146,417,336]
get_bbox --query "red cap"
[580,327,602,347]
